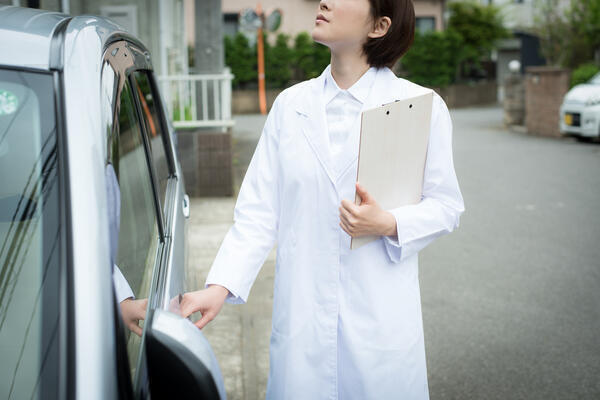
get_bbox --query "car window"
[0,69,61,399]
[113,80,161,378]
[131,71,171,216]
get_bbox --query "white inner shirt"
[323,64,378,178]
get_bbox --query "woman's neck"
[329,49,371,90]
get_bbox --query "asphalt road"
[422,106,600,399]
[188,105,600,400]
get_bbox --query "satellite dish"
[265,9,282,32]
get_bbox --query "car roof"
[0,6,150,72]
[0,6,69,71]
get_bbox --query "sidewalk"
[185,114,271,400]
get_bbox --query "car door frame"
[101,37,175,398]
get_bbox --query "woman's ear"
[367,16,391,39]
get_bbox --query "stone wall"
[435,81,498,109]
[503,74,525,126]
[525,66,570,137]
[231,80,498,114]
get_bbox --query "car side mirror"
[145,308,226,400]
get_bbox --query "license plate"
[564,113,573,125]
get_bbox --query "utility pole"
[194,0,224,74]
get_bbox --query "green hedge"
[225,32,330,89]
[400,30,463,88]
[224,1,508,89]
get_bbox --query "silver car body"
[0,6,218,399]
[559,73,600,138]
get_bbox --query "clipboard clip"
[381,99,413,110]
[381,99,401,107]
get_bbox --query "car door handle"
[182,194,190,219]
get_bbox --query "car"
[559,71,600,139]
[0,6,225,400]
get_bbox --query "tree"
[224,33,257,88]
[294,32,330,80]
[446,1,510,79]
[533,0,600,68]
[265,33,293,88]
[532,0,571,66]
[400,30,464,87]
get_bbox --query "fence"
[158,71,235,129]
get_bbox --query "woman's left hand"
[339,183,397,238]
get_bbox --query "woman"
[181,0,464,398]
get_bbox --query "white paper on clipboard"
[350,91,434,250]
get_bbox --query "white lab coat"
[205,65,465,399]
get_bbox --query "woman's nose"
[319,0,330,11]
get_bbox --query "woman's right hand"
[180,284,230,329]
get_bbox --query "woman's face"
[311,0,374,51]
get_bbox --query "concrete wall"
[435,81,498,109]
[230,80,498,114]
[525,66,570,137]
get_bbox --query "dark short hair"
[364,0,415,69]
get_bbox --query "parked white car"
[559,72,600,139]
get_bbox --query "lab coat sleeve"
[113,264,134,303]
[204,95,282,304]
[383,93,465,263]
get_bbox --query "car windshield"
[590,72,600,84]
[0,68,61,399]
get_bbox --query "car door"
[128,69,188,308]
[103,39,223,399]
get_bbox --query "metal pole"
[61,0,69,14]
[256,2,267,115]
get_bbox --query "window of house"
[416,17,436,33]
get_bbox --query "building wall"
[447,0,571,31]
[218,0,444,41]
[27,0,187,76]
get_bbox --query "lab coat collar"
[323,64,378,105]
[295,65,400,193]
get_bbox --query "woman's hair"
[364,0,415,69]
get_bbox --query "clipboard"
[350,91,434,250]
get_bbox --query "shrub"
[399,29,464,88]
[224,33,256,87]
[265,33,293,88]
[294,32,330,80]
[571,63,600,88]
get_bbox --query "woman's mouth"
[316,14,329,23]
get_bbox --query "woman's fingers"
[129,321,143,337]
[339,220,354,237]
[340,199,359,215]
[355,182,374,205]
[180,292,199,318]
[195,311,214,330]
[135,298,148,319]
[339,206,354,227]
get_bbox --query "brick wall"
[525,66,570,137]
[176,130,233,197]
